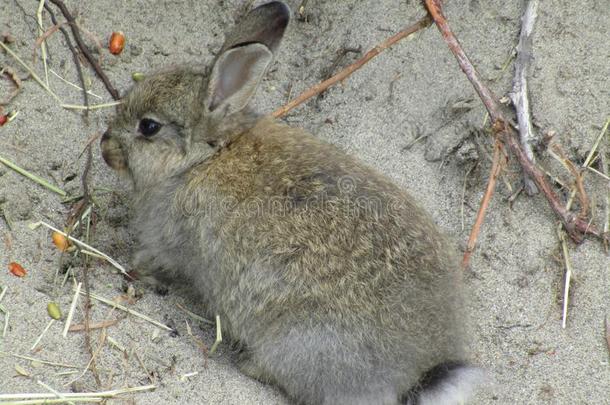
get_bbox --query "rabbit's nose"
[101,130,127,171]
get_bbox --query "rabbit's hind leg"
[251,324,403,405]
[236,350,278,386]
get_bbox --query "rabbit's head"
[101,2,290,189]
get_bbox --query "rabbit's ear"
[220,2,290,54]
[205,2,289,117]
[206,43,273,115]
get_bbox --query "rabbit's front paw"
[237,351,277,385]
[131,251,165,285]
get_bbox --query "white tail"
[409,365,487,405]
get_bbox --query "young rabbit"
[101,2,482,404]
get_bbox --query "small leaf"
[8,262,27,277]
[14,364,30,377]
[47,302,62,320]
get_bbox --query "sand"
[0,0,608,403]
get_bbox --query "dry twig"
[0,384,156,401]
[0,66,23,105]
[558,228,573,328]
[603,139,609,251]
[462,139,505,267]
[35,0,50,85]
[209,315,223,354]
[30,319,55,351]
[44,2,90,113]
[509,0,539,195]
[62,282,82,337]
[76,289,174,332]
[48,0,120,100]
[272,16,432,118]
[68,319,120,332]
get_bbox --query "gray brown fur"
[101,2,476,404]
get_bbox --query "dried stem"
[209,315,223,354]
[69,319,119,332]
[0,351,79,369]
[30,319,55,352]
[558,228,573,328]
[510,0,539,195]
[44,3,90,114]
[462,139,505,268]
[0,155,66,196]
[62,282,82,337]
[272,15,432,118]
[36,0,50,86]
[600,148,610,249]
[76,289,174,332]
[0,384,156,401]
[0,66,23,105]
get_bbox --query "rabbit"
[101,2,483,404]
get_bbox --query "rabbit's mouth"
[101,133,128,171]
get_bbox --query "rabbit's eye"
[138,118,162,137]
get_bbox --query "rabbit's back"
[162,117,467,402]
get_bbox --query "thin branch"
[36,0,50,86]
[424,1,501,121]
[558,228,573,329]
[271,15,432,118]
[462,139,505,268]
[0,351,79,369]
[209,315,223,354]
[44,3,90,114]
[0,385,156,401]
[68,319,119,332]
[79,145,100,386]
[62,282,82,337]
[76,289,174,332]
[0,66,23,105]
[0,154,66,196]
[509,0,539,195]
[600,141,610,253]
[48,0,120,100]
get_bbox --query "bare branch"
[509,0,539,195]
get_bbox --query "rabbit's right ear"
[204,2,290,119]
[219,2,290,55]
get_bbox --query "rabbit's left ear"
[206,43,273,116]
[205,2,290,117]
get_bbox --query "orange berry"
[8,262,27,277]
[109,31,125,55]
[52,231,70,252]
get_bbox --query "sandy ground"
[1,0,609,403]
